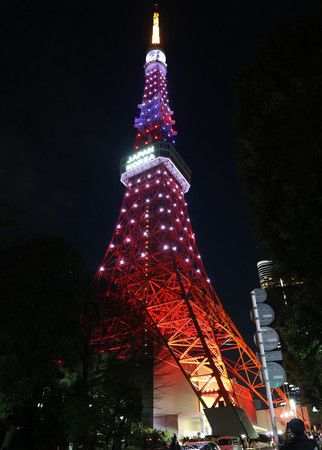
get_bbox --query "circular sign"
[257,303,275,326]
[250,303,275,326]
[253,288,267,303]
[262,327,279,351]
[261,362,287,388]
[254,327,280,351]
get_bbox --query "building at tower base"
[153,349,257,437]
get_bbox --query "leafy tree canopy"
[235,10,322,405]
[236,10,322,282]
[0,235,92,447]
[0,233,144,449]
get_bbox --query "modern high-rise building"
[256,260,287,313]
[92,8,287,436]
[257,260,276,289]
[257,260,302,311]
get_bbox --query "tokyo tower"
[93,8,287,431]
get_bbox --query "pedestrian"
[281,418,318,450]
[169,433,181,450]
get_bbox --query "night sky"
[1,0,320,345]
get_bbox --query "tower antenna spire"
[152,3,160,45]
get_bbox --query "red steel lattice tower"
[93,9,287,413]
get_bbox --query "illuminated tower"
[93,8,287,433]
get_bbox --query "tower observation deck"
[93,7,287,435]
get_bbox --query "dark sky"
[1,0,320,344]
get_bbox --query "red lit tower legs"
[93,10,287,427]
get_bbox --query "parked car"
[182,441,221,450]
[217,435,243,450]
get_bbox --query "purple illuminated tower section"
[134,12,177,149]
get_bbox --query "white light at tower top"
[152,12,160,44]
